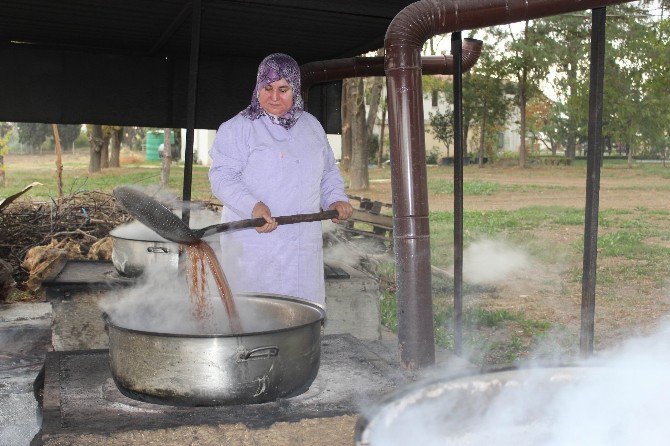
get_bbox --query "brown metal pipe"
[300,38,482,98]
[384,0,633,369]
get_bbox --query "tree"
[349,78,369,189]
[425,39,511,164]
[428,108,454,154]
[160,129,171,187]
[534,14,592,160]
[597,4,658,167]
[100,126,112,169]
[109,126,123,167]
[340,78,355,173]
[17,123,50,153]
[526,96,562,155]
[56,124,83,152]
[491,21,550,167]
[0,123,12,187]
[377,96,388,167]
[88,124,104,173]
[463,52,511,167]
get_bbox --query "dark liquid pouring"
[185,241,242,334]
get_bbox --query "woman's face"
[258,78,293,116]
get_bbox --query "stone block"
[325,263,381,340]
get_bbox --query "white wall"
[180,129,216,165]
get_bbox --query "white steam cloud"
[463,239,531,285]
[362,319,670,446]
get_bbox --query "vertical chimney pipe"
[384,0,632,369]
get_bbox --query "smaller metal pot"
[110,228,180,277]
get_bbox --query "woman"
[208,53,353,307]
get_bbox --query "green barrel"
[145,131,163,161]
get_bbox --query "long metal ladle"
[113,186,338,245]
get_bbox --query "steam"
[100,243,299,335]
[463,239,531,285]
[323,220,389,269]
[362,319,670,446]
[99,262,221,334]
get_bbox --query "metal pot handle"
[147,246,170,254]
[238,346,279,361]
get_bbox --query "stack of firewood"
[0,191,131,298]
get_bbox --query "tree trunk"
[366,51,385,147]
[378,96,387,167]
[478,108,487,168]
[366,49,384,140]
[627,143,633,169]
[160,129,172,188]
[0,155,5,187]
[341,78,354,173]
[100,130,110,169]
[51,124,64,198]
[88,124,104,173]
[518,69,527,168]
[565,56,578,160]
[109,127,123,167]
[367,76,383,154]
[350,78,369,190]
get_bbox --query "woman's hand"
[328,201,354,223]
[252,202,278,233]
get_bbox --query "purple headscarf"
[240,53,304,130]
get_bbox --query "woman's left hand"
[328,201,354,223]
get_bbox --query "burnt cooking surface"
[41,334,407,435]
[43,260,348,292]
[42,260,134,298]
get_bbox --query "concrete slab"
[38,334,412,445]
[0,302,52,446]
[325,263,381,340]
[0,302,51,323]
[50,292,108,351]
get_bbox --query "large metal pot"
[110,227,180,277]
[355,366,597,446]
[104,293,325,406]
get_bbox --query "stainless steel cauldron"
[110,227,180,277]
[104,293,325,406]
[355,366,599,446]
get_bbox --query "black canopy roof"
[0,0,413,129]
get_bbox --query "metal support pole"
[452,32,464,356]
[580,7,607,357]
[182,0,202,226]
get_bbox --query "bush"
[426,146,441,165]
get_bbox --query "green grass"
[381,287,552,365]
[428,179,567,196]
[2,159,214,202]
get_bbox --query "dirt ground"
[351,163,670,358]
[354,164,670,212]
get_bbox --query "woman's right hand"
[252,202,278,233]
